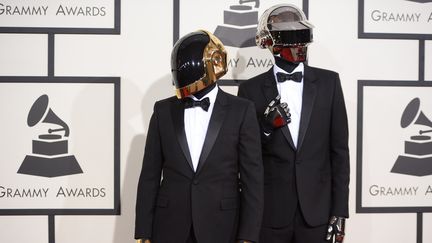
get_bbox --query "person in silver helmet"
[238,4,349,243]
[135,30,263,243]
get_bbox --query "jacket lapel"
[297,65,317,152]
[171,99,194,172]
[195,89,229,175]
[262,68,296,150]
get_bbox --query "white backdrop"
[0,0,431,242]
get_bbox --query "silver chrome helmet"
[256,4,314,62]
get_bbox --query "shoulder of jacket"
[154,96,177,110]
[240,70,271,89]
[219,89,253,107]
[306,65,339,77]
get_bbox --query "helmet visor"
[171,32,209,89]
[270,29,312,46]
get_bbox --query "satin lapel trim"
[195,89,228,175]
[263,67,296,150]
[281,126,296,150]
[171,100,194,172]
[297,66,317,152]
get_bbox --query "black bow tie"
[276,72,303,83]
[184,97,210,111]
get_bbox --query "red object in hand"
[273,116,285,127]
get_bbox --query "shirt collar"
[190,84,219,105]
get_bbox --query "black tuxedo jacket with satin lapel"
[135,89,264,243]
[238,65,349,228]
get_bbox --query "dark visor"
[270,29,312,46]
[171,31,209,89]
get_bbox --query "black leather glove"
[261,95,291,134]
[326,216,346,243]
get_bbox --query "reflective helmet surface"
[256,4,314,62]
[171,30,227,99]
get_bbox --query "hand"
[261,95,291,134]
[136,239,151,243]
[236,240,252,243]
[326,216,346,243]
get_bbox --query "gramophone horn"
[414,111,432,128]
[27,94,49,127]
[27,94,70,137]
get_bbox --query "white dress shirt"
[184,86,218,171]
[273,62,304,148]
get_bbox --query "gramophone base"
[18,155,83,178]
[32,139,68,156]
[391,155,432,176]
[214,25,256,47]
[404,139,432,156]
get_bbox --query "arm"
[136,239,151,243]
[329,74,350,218]
[326,75,349,243]
[135,104,163,240]
[236,102,264,243]
[238,84,290,140]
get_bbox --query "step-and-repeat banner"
[0,0,431,242]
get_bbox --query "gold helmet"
[171,30,228,99]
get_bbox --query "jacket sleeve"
[135,103,163,239]
[238,83,273,144]
[329,75,350,218]
[237,101,264,242]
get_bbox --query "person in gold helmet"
[239,4,349,243]
[135,30,264,243]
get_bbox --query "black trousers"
[260,205,328,243]
[185,225,198,243]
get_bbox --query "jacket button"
[295,160,301,164]
[193,179,199,185]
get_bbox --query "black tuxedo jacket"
[135,89,264,243]
[238,65,349,228]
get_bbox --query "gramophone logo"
[18,94,83,178]
[391,97,432,176]
[214,0,260,47]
